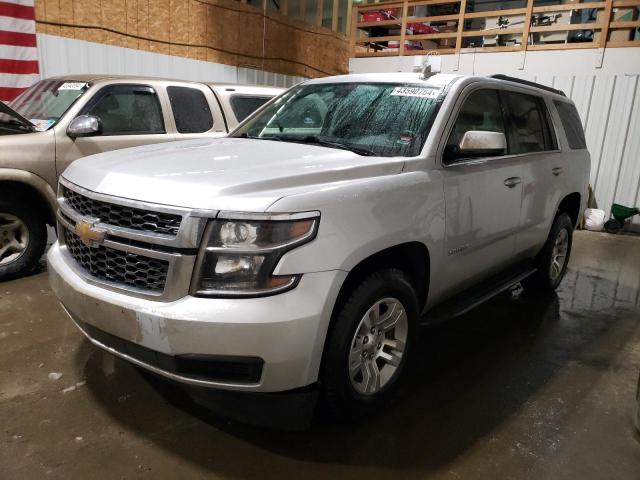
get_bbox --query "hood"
[62,138,405,212]
[0,101,35,133]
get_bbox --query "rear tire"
[0,199,47,282]
[523,212,573,291]
[321,269,419,421]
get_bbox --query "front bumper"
[47,241,346,393]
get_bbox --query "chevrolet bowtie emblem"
[75,221,106,247]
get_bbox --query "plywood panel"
[169,0,190,58]
[59,0,74,38]
[124,0,139,50]
[33,0,350,78]
[136,0,150,51]
[45,0,62,36]
[148,0,170,55]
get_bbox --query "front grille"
[63,186,182,236]
[64,229,169,293]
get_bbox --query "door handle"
[552,167,563,176]
[504,177,522,188]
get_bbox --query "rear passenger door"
[502,91,564,260]
[439,88,524,297]
[166,84,227,140]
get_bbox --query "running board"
[421,262,537,326]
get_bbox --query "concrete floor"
[1,230,639,479]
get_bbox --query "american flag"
[0,0,38,102]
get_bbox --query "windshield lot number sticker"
[58,82,88,91]
[391,87,439,98]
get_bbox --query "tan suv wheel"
[0,199,47,281]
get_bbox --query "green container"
[611,203,640,222]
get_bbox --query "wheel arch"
[330,241,430,326]
[0,169,57,226]
[317,241,430,390]
[556,192,581,228]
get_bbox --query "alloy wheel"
[550,227,569,281]
[348,297,408,395]
[0,213,29,266]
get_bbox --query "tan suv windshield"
[8,79,89,131]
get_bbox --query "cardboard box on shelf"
[385,40,423,51]
[609,8,639,42]
[417,39,439,50]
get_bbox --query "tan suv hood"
[62,138,404,212]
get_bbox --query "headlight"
[191,211,320,297]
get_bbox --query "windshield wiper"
[0,118,33,133]
[0,102,35,132]
[296,136,377,156]
[236,133,282,141]
[237,133,376,156]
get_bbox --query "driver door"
[438,88,524,298]
[55,84,173,177]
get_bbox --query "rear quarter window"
[554,100,587,150]
[230,95,272,123]
[167,86,214,134]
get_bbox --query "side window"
[85,85,164,135]
[502,91,553,154]
[445,89,506,159]
[230,95,272,123]
[167,86,213,133]
[254,92,330,137]
[554,100,587,150]
[539,99,558,151]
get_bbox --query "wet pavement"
[1,231,639,479]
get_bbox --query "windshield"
[2,79,90,131]
[232,82,443,157]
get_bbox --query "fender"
[0,168,57,220]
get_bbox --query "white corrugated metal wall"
[36,33,306,89]
[350,48,640,231]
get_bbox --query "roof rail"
[489,74,566,97]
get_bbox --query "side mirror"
[67,115,101,138]
[446,130,507,161]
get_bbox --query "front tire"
[523,212,573,291]
[0,199,47,282]
[321,269,419,421]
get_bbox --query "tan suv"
[0,75,283,281]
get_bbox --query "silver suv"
[47,73,590,423]
[0,75,282,281]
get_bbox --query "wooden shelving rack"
[350,0,640,57]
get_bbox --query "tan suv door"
[55,84,174,176]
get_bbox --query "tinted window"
[503,92,551,154]
[167,86,213,133]
[230,95,272,123]
[446,89,506,157]
[86,85,164,135]
[554,100,587,149]
[540,99,558,151]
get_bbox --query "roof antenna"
[419,51,441,80]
